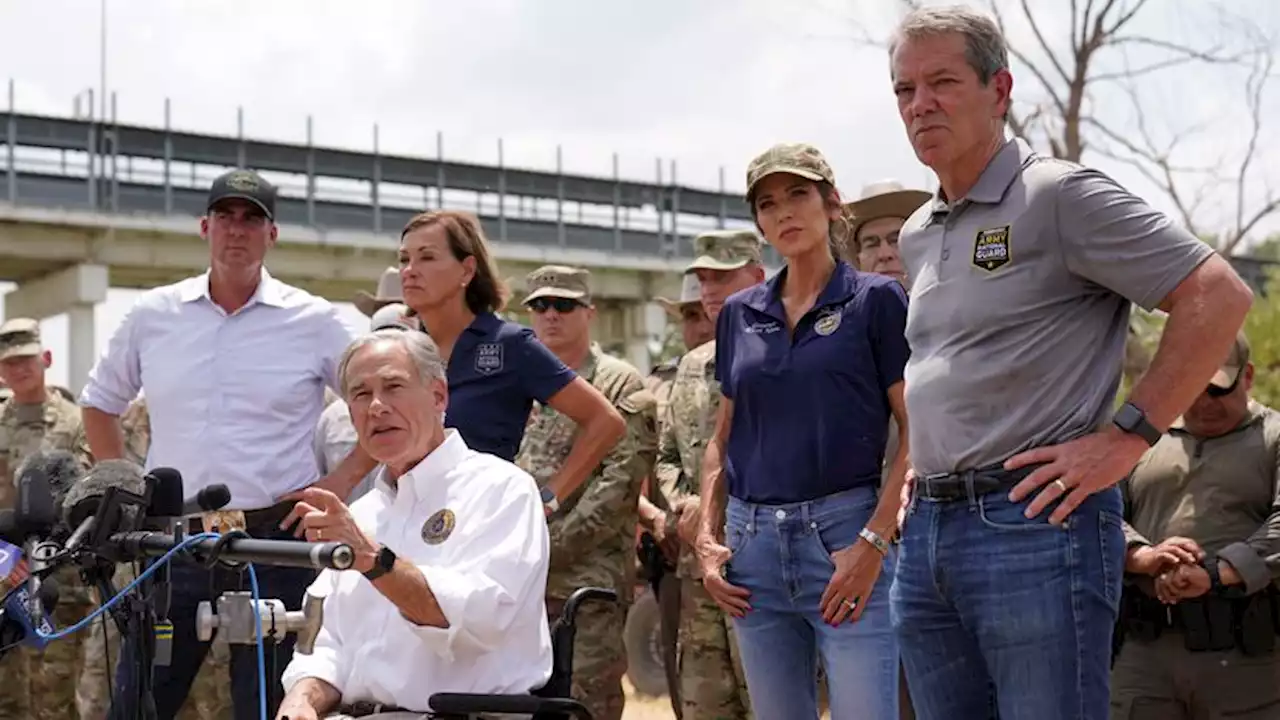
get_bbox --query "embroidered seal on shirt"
[422,509,456,545]
[814,309,842,336]
[474,342,504,375]
[972,225,1011,272]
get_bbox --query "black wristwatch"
[363,545,396,581]
[1112,402,1162,447]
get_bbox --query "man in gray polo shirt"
[886,6,1254,720]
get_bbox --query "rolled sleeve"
[1056,167,1214,311]
[78,302,145,415]
[319,308,358,393]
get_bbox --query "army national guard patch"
[973,225,1011,272]
[422,509,456,545]
[474,342,504,375]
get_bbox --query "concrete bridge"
[0,98,771,391]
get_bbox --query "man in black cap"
[80,168,373,720]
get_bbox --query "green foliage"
[1244,266,1280,408]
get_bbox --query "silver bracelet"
[859,527,889,555]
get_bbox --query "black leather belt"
[342,700,411,717]
[914,463,1040,501]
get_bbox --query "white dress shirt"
[79,269,356,509]
[281,430,554,711]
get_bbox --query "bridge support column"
[3,264,109,395]
[621,300,656,375]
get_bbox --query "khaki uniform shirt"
[654,340,720,579]
[1122,401,1280,595]
[516,345,657,602]
[0,390,90,509]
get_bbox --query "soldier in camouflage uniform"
[515,265,657,720]
[655,231,766,720]
[76,396,232,720]
[0,319,93,720]
[641,272,716,717]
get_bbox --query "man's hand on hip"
[282,487,380,573]
[1005,427,1149,525]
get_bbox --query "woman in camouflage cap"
[692,144,911,719]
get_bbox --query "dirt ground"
[621,678,677,720]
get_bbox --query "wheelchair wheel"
[623,587,668,697]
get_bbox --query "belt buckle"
[201,510,246,534]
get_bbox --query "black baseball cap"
[206,169,277,220]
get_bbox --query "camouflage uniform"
[75,397,232,720]
[656,338,751,720]
[0,319,94,720]
[515,266,657,720]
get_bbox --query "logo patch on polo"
[814,310,842,336]
[474,342,504,375]
[973,225,1011,271]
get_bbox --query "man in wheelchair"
[276,331,555,719]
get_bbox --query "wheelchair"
[426,586,617,720]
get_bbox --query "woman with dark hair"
[693,144,911,719]
[397,210,625,514]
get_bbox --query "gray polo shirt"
[899,139,1213,476]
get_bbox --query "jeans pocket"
[725,520,750,555]
[1098,510,1126,609]
[809,512,865,568]
[977,493,1066,531]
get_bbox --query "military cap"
[745,143,837,199]
[523,265,592,304]
[685,230,763,273]
[656,274,703,316]
[0,318,43,361]
[207,169,277,220]
[1210,331,1251,390]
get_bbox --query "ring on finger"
[1052,479,1068,493]
[843,598,858,610]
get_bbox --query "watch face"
[1115,403,1139,429]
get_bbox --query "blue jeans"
[109,527,316,720]
[891,484,1126,720]
[725,485,900,720]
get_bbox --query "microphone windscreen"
[61,459,146,528]
[145,468,185,517]
[197,484,231,513]
[14,450,83,510]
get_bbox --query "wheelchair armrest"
[558,586,617,629]
[428,692,592,719]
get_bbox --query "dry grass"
[622,678,677,720]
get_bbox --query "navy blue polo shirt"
[715,261,910,504]
[444,312,577,461]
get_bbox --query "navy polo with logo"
[715,261,910,504]
[444,312,576,461]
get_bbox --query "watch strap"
[1116,402,1162,447]
[362,545,395,581]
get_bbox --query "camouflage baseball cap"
[1210,330,1251,390]
[745,143,837,199]
[685,230,763,273]
[524,265,592,304]
[0,318,43,361]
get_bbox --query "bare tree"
[849,0,1278,255]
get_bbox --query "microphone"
[143,468,229,520]
[60,459,147,554]
[14,452,74,626]
[0,575,59,652]
[105,531,355,571]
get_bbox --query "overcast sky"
[1,0,1276,388]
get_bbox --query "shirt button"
[775,509,786,520]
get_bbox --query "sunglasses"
[527,298,584,314]
[1206,372,1242,398]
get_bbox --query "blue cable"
[247,563,268,720]
[11,533,272,720]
